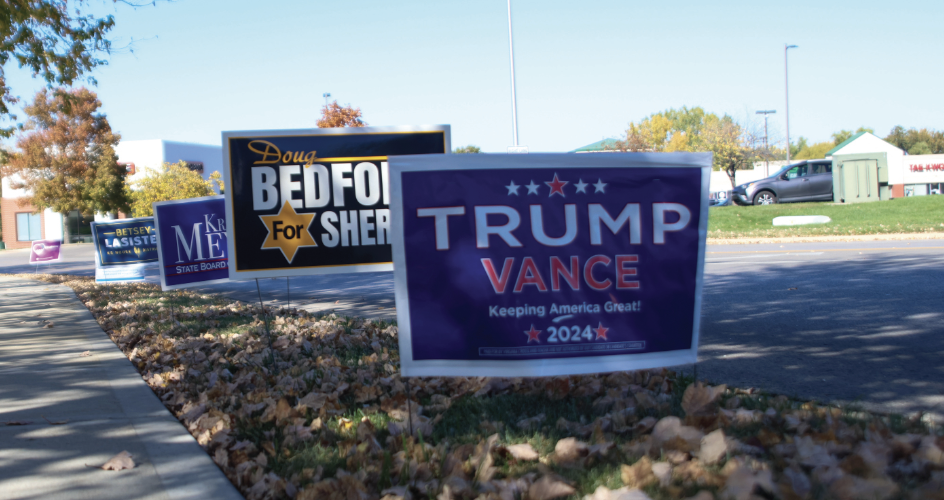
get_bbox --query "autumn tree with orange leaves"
[317,101,367,128]
[1,87,129,241]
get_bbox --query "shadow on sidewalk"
[0,278,242,500]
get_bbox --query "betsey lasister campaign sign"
[388,153,710,377]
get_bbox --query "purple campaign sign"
[29,239,62,264]
[389,153,710,377]
[153,196,229,291]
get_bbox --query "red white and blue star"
[504,173,605,197]
[524,325,542,343]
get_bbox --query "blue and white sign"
[153,196,229,291]
[389,153,710,377]
[90,217,158,283]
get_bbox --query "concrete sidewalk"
[0,276,243,500]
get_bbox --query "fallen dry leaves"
[28,274,944,500]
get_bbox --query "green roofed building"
[825,131,869,157]
[824,131,944,198]
[572,138,621,152]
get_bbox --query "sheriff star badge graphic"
[259,202,318,263]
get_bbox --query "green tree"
[610,106,710,153]
[701,114,752,186]
[790,127,875,160]
[1,87,127,241]
[831,130,853,146]
[831,127,874,146]
[885,126,909,151]
[610,106,756,185]
[126,161,224,217]
[884,126,944,155]
[0,1,163,136]
[908,142,932,155]
[317,101,366,128]
[789,137,809,159]
[453,145,481,154]
[793,141,833,160]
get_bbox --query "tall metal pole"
[507,0,520,146]
[784,44,797,162]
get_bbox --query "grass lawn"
[708,195,944,239]
[16,274,943,500]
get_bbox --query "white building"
[1,140,222,249]
[722,133,943,199]
[898,154,944,196]
[826,131,943,198]
[116,140,223,188]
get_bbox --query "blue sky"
[4,0,943,152]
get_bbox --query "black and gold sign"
[223,126,450,279]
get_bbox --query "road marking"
[707,252,823,260]
[707,246,944,254]
[706,257,944,265]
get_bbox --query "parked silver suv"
[732,160,833,205]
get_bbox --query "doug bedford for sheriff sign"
[222,125,450,279]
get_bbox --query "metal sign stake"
[255,278,273,347]
[405,377,414,437]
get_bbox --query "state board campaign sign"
[91,217,158,283]
[153,196,229,290]
[389,153,711,377]
[29,239,62,264]
[223,125,450,279]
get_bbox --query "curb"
[707,232,944,245]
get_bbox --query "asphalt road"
[0,243,396,319]
[2,239,943,418]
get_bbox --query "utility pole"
[756,110,776,176]
[755,110,775,150]
[784,44,798,162]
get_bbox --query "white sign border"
[90,216,157,284]
[221,125,452,280]
[28,239,63,265]
[153,195,230,291]
[388,152,711,377]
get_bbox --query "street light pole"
[784,44,798,162]
[322,92,331,110]
[756,110,776,177]
[507,0,519,147]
